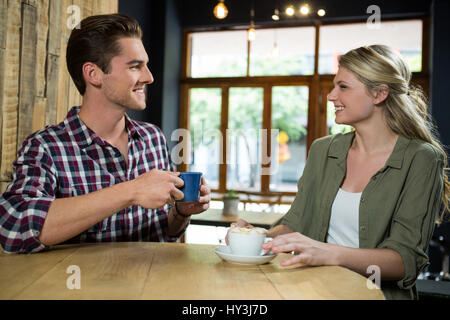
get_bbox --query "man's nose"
[142,65,154,84]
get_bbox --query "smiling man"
[0,14,210,253]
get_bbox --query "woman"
[233,45,449,300]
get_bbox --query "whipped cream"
[229,226,268,235]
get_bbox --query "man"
[0,14,210,253]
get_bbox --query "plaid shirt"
[0,106,182,254]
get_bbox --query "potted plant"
[222,190,240,216]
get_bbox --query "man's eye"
[131,65,140,70]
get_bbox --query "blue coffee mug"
[177,172,202,203]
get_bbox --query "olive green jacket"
[277,132,444,300]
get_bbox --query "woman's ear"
[82,62,102,88]
[373,84,389,105]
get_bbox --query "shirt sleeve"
[0,137,57,254]
[377,146,444,290]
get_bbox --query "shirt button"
[361,198,365,203]
[360,226,366,231]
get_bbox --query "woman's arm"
[263,232,405,281]
[335,246,405,280]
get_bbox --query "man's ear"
[82,62,102,88]
[373,84,389,105]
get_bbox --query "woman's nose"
[327,88,337,101]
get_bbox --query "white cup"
[228,226,267,256]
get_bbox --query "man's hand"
[175,177,211,215]
[129,169,185,209]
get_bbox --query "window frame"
[178,16,429,200]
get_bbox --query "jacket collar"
[327,131,410,170]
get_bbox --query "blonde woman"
[233,45,449,300]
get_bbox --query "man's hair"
[66,13,142,95]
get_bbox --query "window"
[189,88,222,190]
[227,87,263,191]
[250,27,315,76]
[190,31,247,78]
[181,18,428,199]
[271,86,309,192]
[319,20,423,74]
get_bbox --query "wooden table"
[0,242,384,300]
[190,208,285,229]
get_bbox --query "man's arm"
[39,182,132,245]
[39,169,184,246]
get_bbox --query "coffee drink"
[228,226,268,256]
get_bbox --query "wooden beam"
[182,75,312,87]
[219,86,229,192]
[180,31,191,79]
[261,85,272,192]
[177,84,190,172]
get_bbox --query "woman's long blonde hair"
[339,44,449,224]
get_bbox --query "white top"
[326,188,361,248]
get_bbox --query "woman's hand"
[262,232,339,267]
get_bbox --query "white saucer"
[214,246,276,265]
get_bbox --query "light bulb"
[317,9,326,17]
[300,5,310,15]
[272,9,280,21]
[213,1,228,19]
[285,6,295,16]
[248,27,256,41]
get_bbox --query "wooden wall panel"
[35,0,49,98]
[0,0,119,188]
[56,0,71,123]
[17,3,37,147]
[1,0,21,182]
[82,0,93,18]
[0,0,6,181]
[45,0,61,126]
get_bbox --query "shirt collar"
[327,131,410,170]
[63,106,144,149]
[124,113,145,141]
